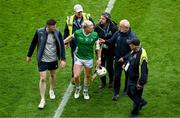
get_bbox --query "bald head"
[82,20,94,34]
[120,19,130,27]
[82,20,94,29]
[119,19,130,33]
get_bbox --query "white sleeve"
[72,34,75,38]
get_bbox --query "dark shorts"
[38,61,58,72]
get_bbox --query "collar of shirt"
[46,28,54,34]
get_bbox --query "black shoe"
[139,100,147,110]
[130,109,138,117]
[129,112,138,117]
[112,94,119,101]
[98,82,106,89]
[130,103,140,117]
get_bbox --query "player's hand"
[64,44,69,49]
[60,60,66,69]
[137,83,143,90]
[99,38,105,44]
[26,56,32,63]
[122,64,125,69]
[118,57,124,62]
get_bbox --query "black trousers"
[127,83,144,113]
[100,49,114,85]
[113,60,128,95]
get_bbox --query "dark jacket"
[94,20,118,55]
[63,15,94,48]
[27,27,65,62]
[125,48,148,86]
[105,28,136,59]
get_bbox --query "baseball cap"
[74,4,83,12]
[127,38,140,46]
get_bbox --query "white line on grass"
[105,0,116,13]
[53,0,116,117]
[53,83,74,118]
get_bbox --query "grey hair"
[119,19,130,27]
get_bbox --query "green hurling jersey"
[74,29,99,60]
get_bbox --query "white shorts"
[74,55,93,68]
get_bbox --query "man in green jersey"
[64,20,101,100]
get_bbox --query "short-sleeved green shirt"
[74,29,99,60]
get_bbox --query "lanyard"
[104,23,110,37]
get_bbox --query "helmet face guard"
[96,66,107,77]
[92,66,107,80]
